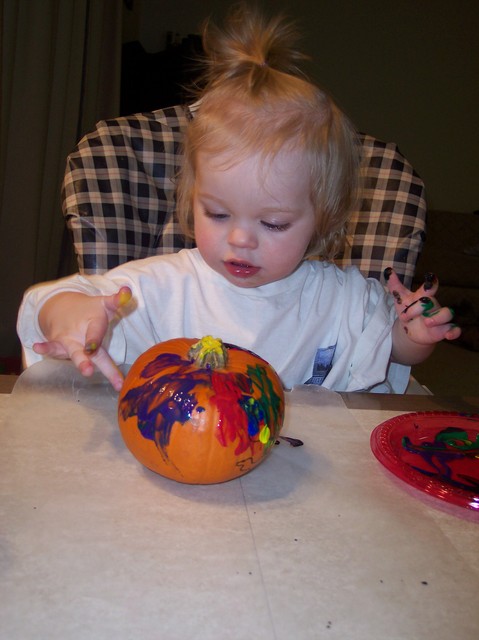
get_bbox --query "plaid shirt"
[62,105,426,287]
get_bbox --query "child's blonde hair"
[177,5,360,260]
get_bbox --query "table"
[0,374,17,394]
[1,362,478,639]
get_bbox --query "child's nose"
[228,226,258,248]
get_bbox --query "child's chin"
[226,275,262,288]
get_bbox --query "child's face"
[193,148,316,288]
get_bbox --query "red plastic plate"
[370,411,479,510]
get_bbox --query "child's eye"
[262,221,291,232]
[205,211,229,221]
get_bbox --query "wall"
[128,0,478,212]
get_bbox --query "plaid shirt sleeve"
[335,134,427,288]
[62,105,195,274]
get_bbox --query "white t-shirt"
[17,249,408,392]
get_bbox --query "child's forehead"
[197,144,308,173]
[195,147,313,203]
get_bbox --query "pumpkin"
[118,336,285,484]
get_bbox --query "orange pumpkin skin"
[117,337,285,484]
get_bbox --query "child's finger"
[419,272,438,296]
[83,289,132,355]
[67,344,95,377]
[400,296,438,321]
[422,322,460,343]
[33,340,69,359]
[383,267,408,306]
[89,346,124,391]
[445,325,462,341]
[83,318,109,357]
[422,306,455,327]
[33,339,95,378]
[103,286,132,314]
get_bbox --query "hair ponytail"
[198,5,309,96]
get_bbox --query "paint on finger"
[119,289,132,306]
[402,297,433,315]
[84,341,99,355]
[393,290,402,305]
[423,272,437,291]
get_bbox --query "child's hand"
[384,268,460,364]
[32,286,132,391]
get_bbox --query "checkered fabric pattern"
[336,134,427,287]
[62,106,426,287]
[62,105,195,274]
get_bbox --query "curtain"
[0,0,122,369]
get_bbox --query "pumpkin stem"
[188,336,228,370]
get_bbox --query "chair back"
[62,105,195,274]
[338,134,426,287]
[63,106,426,287]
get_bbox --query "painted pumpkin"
[118,336,285,484]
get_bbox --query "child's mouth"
[224,260,260,278]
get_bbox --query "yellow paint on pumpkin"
[118,337,285,484]
[188,335,228,369]
[259,425,271,444]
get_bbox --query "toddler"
[17,6,459,393]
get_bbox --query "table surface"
[0,374,19,394]
[2,373,479,411]
[1,363,478,640]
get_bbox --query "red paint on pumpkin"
[118,337,285,484]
